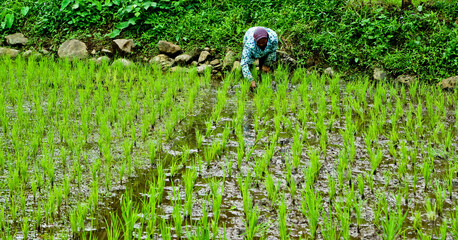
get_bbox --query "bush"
[1,0,457,81]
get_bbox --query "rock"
[277,50,297,68]
[22,50,42,59]
[223,50,237,70]
[112,58,134,67]
[324,67,336,78]
[373,67,388,81]
[0,47,20,58]
[191,61,198,67]
[112,39,134,54]
[213,64,222,71]
[210,59,220,66]
[58,39,88,60]
[91,49,97,55]
[150,54,175,70]
[96,56,111,65]
[232,61,241,71]
[157,41,181,56]
[440,76,458,90]
[197,64,212,74]
[41,49,50,55]
[396,75,417,86]
[101,48,112,54]
[174,54,192,65]
[204,47,211,52]
[198,51,211,63]
[170,66,189,74]
[5,33,28,46]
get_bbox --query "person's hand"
[250,80,257,89]
[262,65,271,73]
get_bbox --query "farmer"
[241,27,278,89]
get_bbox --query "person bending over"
[241,27,278,89]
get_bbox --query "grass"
[0,56,457,239]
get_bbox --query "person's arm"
[264,35,278,67]
[241,45,254,81]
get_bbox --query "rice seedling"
[264,171,280,207]
[106,212,121,240]
[183,167,197,217]
[210,178,224,239]
[422,157,433,191]
[278,193,288,240]
[335,200,351,240]
[160,219,172,240]
[195,129,204,149]
[425,197,437,222]
[300,186,321,239]
[171,184,183,238]
[381,202,407,240]
[434,180,445,217]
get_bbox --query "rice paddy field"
[1,56,458,240]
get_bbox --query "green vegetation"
[1,0,458,80]
[0,55,457,239]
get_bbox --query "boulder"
[396,75,417,86]
[324,67,336,78]
[232,61,241,71]
[22,50,42,59]
[96,56,111,65]
[223,50,237,70]
[197,64,212,74]
[440,76,458,90]
[5,33,28,46]
[150,54,175,70]
[113,39,134,54]
[174,54,192,65]
[158,41,181,56]
[112,58,134,67]
[0,47,20,58]
[198,51,211,63]
[170,66,189,74]
[373,67,388,81]
[210,59,220,66]
[58,39,88,60]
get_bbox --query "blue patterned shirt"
[241,27,278,81]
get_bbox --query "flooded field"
[0,56,457,239]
